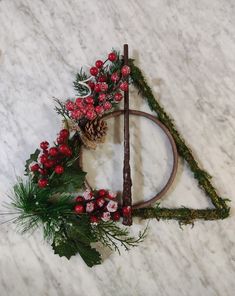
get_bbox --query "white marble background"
[0,0,235,295]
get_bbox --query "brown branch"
[122,44,132,226]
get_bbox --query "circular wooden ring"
[81,109,178,209]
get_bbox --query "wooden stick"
[122,44,132,226]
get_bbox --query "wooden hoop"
[81,109,179,209]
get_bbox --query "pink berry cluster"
[65,51,131,122]
[74,189,121,223]
[29,129,73,188]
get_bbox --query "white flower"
[101,211,111,222]
[83,189,93,200]
[106,200,118,213]
[108,191,117,199]
[86,201,95,213]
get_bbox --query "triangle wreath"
[7,47,229,267]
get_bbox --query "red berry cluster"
[74,189,121,223]
[65,51,131,123]
[30,129,73,188]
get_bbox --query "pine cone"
[81,118,107,149]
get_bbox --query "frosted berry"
[98,93,106,102]
[90,67,99,76]
[75,98,84,108]
[40,141,49,150]
[95,106,104,114]
[30,163,39,172]
[103,101,112,110]
[54,165,64,174]
[119,81,129,91]
[86,201,95,213]
[71,109,82,120]
[49,147,59,157]
[65,101,75,111]
[94,84,101,92]
[121,65,131,76]
[98,75,107,82]
[85,96,94,104]
[111,72,119,82]
[88,81,95,90]
[74,204,85,214]
[38,179,48,188]
[86,110,96,120]
[108,52,117,62]
[114,92,123,102]
[99,82,108,92]
[95,60,103,68]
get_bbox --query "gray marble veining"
[0,0,235,295]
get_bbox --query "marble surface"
[0,0,235,295]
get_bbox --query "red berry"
[38,179,48,188]
[49,147,59,157]
[114,92,123,102]
[90,67,99,76]
[119,81,129,91]
[86,103,94,111]
[90,215,99,223]
[30,163,39,172]
[44,159,55,168]
[59,129,69,139]
[88,81,95,90]
[74,204,85,214]
[85,96,94,104]
[40,141,49,150]
[122,206,131,216]
[59,144,72,156]
[98,93,106,102]
[108,52,117,62]
[111,72,119,82]
[98,75,107,82]
[94,84,101,92]
[71,109,82,120]
[39,154,48,164]
[54,165,64,174]
[65,101,75,111]
[38,168,47,175]
[99,82,108,92]
[75,98,84,108]
[98,189,107,197]
[57,136,65,144]
[86,110,96,120]
[112,211,121,221]
[121,65,131,76]
[103,101,112,110]
[96,197,105,208]
[76,196,84,203]
[95,105,104,114]
[95,60,103,68]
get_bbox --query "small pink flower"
[86,201,95,213]
[107,200,118,213]
[83,189,93,200]
[101,211,111,222]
